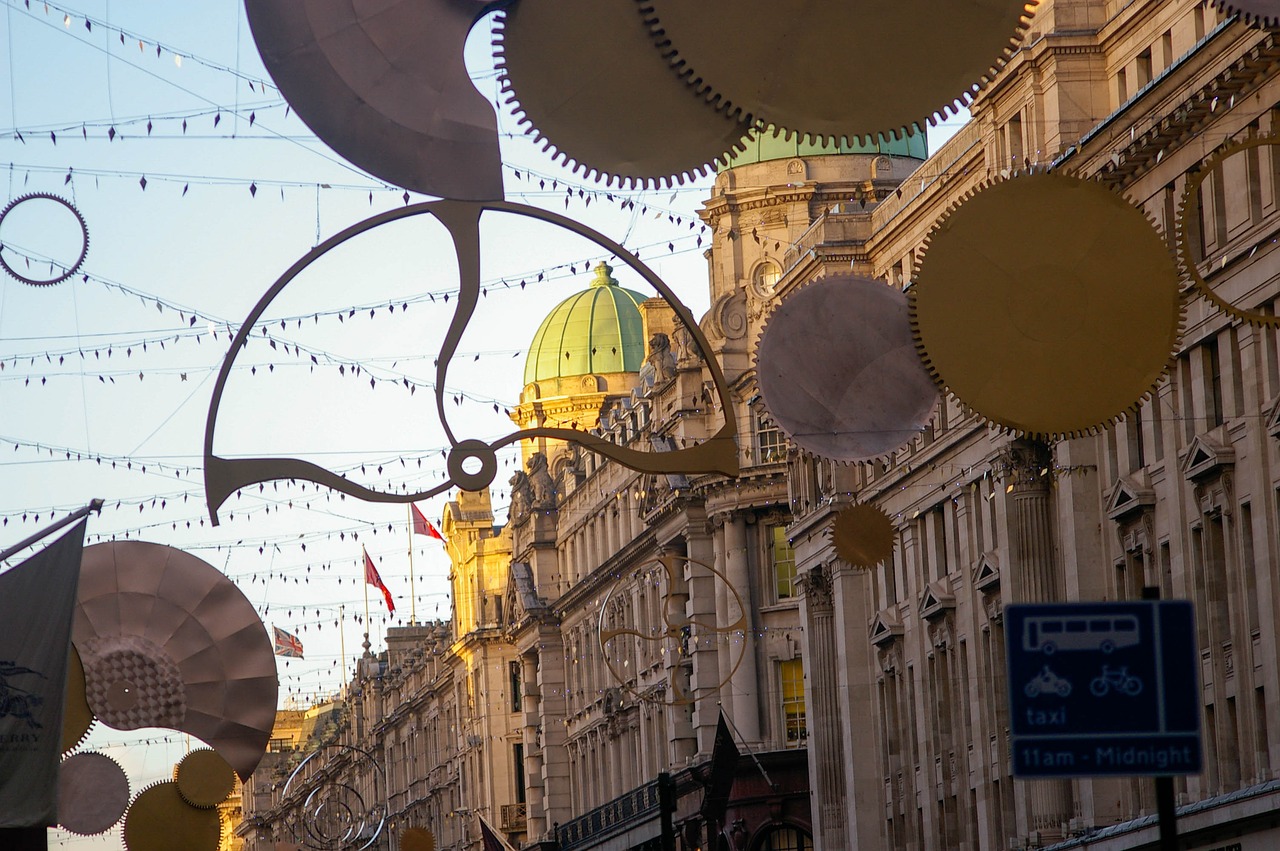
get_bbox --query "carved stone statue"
[509,469,532,520]
[672,323,703,366]
[526,452,556,509]
[639,332,678,391]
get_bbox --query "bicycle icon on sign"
[1022,614,1141,655]
[1090,665,1143,697]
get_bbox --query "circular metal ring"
[0,192,90,286]
[445,438,498,492]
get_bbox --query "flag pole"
[407,505,417,626]
[0,498,103,564]
[339,604,347,698]
[362,546,371,655]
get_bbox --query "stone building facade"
[240,1,1280,849]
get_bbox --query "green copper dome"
[524,263,649,386]
[721,126,927,170]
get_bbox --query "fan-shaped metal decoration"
[831,504,896,570]
[1177,133,1280,326]
[493,0,753,187]
[60,641,95,755]
[203,200,738,524]
[756,275,938,462]
[175,748,237,809]
[639,0,1039,144]
[122,781,223,851]
[1209,0,1280,27]
[243,0,506,201]
[74,542,278,781]
[910,172,1183,440]
[56,751,130,836]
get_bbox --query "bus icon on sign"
[1023,614,1140,655]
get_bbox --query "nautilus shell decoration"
[73,541,278,781]
[202,200,738,524]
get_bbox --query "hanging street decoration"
[0,193,89,286]
[831,504,896,570]
[1210,0,1280,27]
[756,275,938,463]
[910,171,1184,440]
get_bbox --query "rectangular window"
[756,414,786,464]
[772,526,798,600]
[513,742,526,804]
[779,658,807,747]
[510,661,523,713]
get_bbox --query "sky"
[0,2,968,846]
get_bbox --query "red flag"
[363,549,396,614]
[273,626,304,659]
[411,503,445,541]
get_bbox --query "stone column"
[711,517,735,719]
[1001,440,1072,838]
[723,514,760,741]
[521,652,546,838]
[800,565,848,849]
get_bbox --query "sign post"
[1006,601,1201,781]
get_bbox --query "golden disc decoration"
[122,781,222,851]
[494,0,752,186]
[175,748,237,809]
[832,505,896,569]
[641,0,1038,143]
[1177,134,1280,327]
[401,827,438,851]
[910,172,1182,439]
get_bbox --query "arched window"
[751,260,781,298]
[755,825,813,851]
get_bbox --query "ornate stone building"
[240,2,1280,848]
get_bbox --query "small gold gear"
[832,505,896,570]
[174,748,237,809]
[122,781,223,851]
[910,171,1183,440]
[1176,133,1280,327]
[639,0,1039,144]
[494,0,753,187]
[402,827,438,851]
[61,642,95,755]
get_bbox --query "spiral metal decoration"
[281,744,387,851]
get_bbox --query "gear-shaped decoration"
[755,275,938,463]
[75,541,278,781]
[122,781,223,851]
[1177,133,1280,326]
[56,751,130,836]
[401,827,437,851]
[60,641,95,755]
[1209,0,1280,27]
[493,0,753,187]
[831,504,896,570]
[910,171,1183,440]
[174,748,237,809]
[0,193,89,286]
[639,0,1040,144]
[204,200,738,523]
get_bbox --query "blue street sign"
[1005,601,1202,778]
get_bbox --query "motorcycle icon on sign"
[1090,665,1143,697]
[1024,665,1072,698]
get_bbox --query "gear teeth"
[1209,0,1280,28]
[637,0,1043,148]
[1175,132,1280,327]
[0,192,90,286]
[491,8,752,190]
[909,170,1186,442]
[57,751,131,836]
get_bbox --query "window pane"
[772,526,797,599]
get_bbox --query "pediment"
[1106,474,1156,522]
[869,609,904,647]
[919,579,956,622]
[1180,432,1235,482]
[972,552,1000,593]
[504,562,548,631]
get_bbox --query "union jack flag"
[273,626,304,659]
